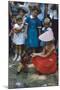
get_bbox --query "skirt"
[12,32,25,45]
[32,51,57,74]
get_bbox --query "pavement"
[8,56,58,89]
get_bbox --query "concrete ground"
[8,56,58,89]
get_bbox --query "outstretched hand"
[30,53,36,57]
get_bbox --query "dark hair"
[18,8,27,14]
[30,6,41,14]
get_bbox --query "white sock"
[16,55,21,61]
[16,49,22,61]
[13,53,18,61]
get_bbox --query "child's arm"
[31,47,45,56]
[19,23,24,30]
[16,22,25,33]
[19,18,26,30]
[14,24,24,33]
[31,47,54,58]
[37,47,54,57]
[40,49,53,57]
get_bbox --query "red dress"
[32,48,57,74]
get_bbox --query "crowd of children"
[9,2,58,74]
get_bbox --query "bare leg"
[16,45,21,61]
[13,45,19,61]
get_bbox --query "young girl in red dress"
[31,23,57,74]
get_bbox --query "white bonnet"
[39,29,55,42]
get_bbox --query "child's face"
[44,23,49,28]
[32,10,39,18]
[17,19,22,25]
[19,11,25,17]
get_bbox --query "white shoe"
[16,82,24,87]
[13,54,17,61]
[9,64,16,68]
[16,55,21,61]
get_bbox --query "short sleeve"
[25,16,30,24]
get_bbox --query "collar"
[30,15,34,19]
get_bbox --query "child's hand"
[30,53,36,57]
[13,29,18,33]
[13,29,21,33]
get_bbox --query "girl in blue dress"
[25,6,41,52]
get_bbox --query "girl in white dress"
[10,16,27,61]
